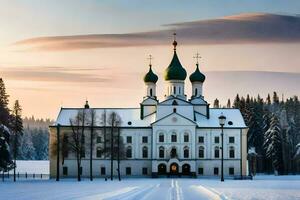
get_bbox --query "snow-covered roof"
[195,108,247,128]
[55,108,155,127]
[54,107,246,129]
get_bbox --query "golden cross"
[193,52,201,65]
[148,54,153,65]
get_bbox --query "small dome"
[189,63,206,82]
[143,65,158,83]
[164,51,187,81]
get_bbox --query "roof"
[143,65,158,83]
[55,108,156,127]
[189,63,206,83]
[164,51,187,81]
[195,108,247,128]
[54,107,246,129]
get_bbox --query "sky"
[0,0,300,119]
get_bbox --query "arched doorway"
[170,163,179,175]
[158,163,167,175]
[182,164,191,175]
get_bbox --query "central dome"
[164,51,187,81]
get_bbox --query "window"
[79,167,83,175]
[214,136,220,144]
[142,146,148,158]
[214,147,220,158]
[142,167,148,175]
[126,136,132,144]
[229,167,234,175]
[198,136,204,143]
[198,167,203,175]
[229,146,235,158]
[195,88,198,96]
[184,134,189,142]
[214,167,219,175]
[81,147,85,158]
[198,146,204,158]
[96,136,102,143]
[126,146,132,158]
[159,146,164,158]
[229,137,235,143]
[179,87,181,94]
[97,147,102,158]
[101,167,106,175]
[150,88,153,96]
[171,133,177,142]
[184,147,189,158]
[126,167,131,175]
[63,167,68,176]
[174,86,176,94]
[63,135,69,158]
[159,134,164,142]
[142,136,148,143]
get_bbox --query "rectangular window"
[159,135,164,142]
[171,134,177,142]
[198,149,204,158]
[215,148,220,158]
[198,136,204,143]
[229,167,234,175]
[214,137,219,144]
[79,167,83,175]
[97,148,102,158]
[97,136,102,143]
[126,167,131,175]
[101,167,106,175]
[142,136,148,143]
[81,148,85,158]
[229,137,235,143]
[127,136,132,144]
[184,135,189,142]
[63,167,68,176]
[214,167,219,175]
[198,167,203,175]
[142,167,148,175]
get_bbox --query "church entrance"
[158,163,167,175]
[182,164,191,175]
[170,163,179,175]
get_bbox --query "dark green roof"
[164,51,187,81]
[189,63,206,82]
[143,65,158,83]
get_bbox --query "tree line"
[214,92,300,174]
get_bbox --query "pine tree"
[0,125,14,172]
[19,131,36,160]
[227,99,231,108]
[264,114,284,174]
[213,98,220,108]
[0,78,10,127]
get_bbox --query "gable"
[152,112,196,126]
[159,97,191,106]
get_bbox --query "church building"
[49,37,248,178]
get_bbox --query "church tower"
[143,55,158,98]
[164,33,187,100]
[189,53,206,98]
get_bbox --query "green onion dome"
[143,65,158,83]
[164,51,187,81]
[189,63,206,83]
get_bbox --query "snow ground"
[8,160,49,174]
[1,176,300,200]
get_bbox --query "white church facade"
[49,38,248,178]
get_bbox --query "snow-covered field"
[1,176,300,200]
[2,161,300,200]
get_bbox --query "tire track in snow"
[169,179,183,200]
[190,185,230,200]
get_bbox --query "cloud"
[13,13,300,51]
[0,66,111,83]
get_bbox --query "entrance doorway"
[182,164,191,175]
[158,163,167,175]
[170,163,179,175]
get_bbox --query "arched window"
[214,146,220,158]
[150,88,153,96]
[126,146,132,158]
[198,146,204,158]
[159,133,164,142]
[159,146,164,158]
[171,133,177,142]
[229,146,235,158]
[184,146,189,158]
[142,146,148,158]
[184,133,189,142]
[96,147,102,158]
[195,88,198,96]
[174,86,176,94]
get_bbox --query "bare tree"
[87,109,97,181]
